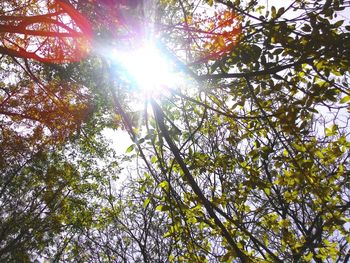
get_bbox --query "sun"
[111,42,177,95]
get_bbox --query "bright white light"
[111,42,176,95]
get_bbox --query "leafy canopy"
[0,0,350,262]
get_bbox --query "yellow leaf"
[217,36,226,48]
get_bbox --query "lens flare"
[111,42,177,95]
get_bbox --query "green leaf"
[151,155,157,163]
[325,124,338,137]
[143,198,151,207]
[264,188,271,195]
[137,138,145,144]
[271,6,277,18]
[340,96,350,103]
[221,251,235,262]
[277,7,285,17]
[206,0,214,6]
[155,205,169,212]
[126,144,135,153]
[158,180,169,191]
[301,24,311,32]
[334,20,344,27]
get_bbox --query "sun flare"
[111,42,177,95]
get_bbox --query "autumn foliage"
[191,10,241,63]
[168,9,241,65]
[0,1,94,163]
[0,0,92,63]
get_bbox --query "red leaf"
[0,0,93,63]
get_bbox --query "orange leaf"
[0,0,93,63]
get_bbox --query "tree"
[112,0,350,261]
[0,0,92,62]
[1,0,350,262]
[0,1,117,261]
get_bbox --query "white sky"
[102,128,132,155]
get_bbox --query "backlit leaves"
[1,0,350,262]
[0,0,92,63]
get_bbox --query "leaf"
[334,20,344,27]
[325,124,338,137]
[137,138,145,144]
[264,188,271,195]
[158,180,169,191]
[340,96,350,103]
[301,24,311,32]
[277,7,285,17]
[271,6,277,18]
[206,0,214,6]
[252,44,262,57]
[151,155,158,163]
[126,144,135,153]
[221,251,235,262]
[143,198,151,207]
[217,36,226,48]
[155,205,169,212]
